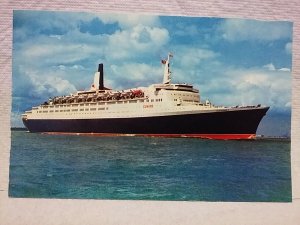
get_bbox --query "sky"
[12,10,292,136]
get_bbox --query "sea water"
[9,131,291,202]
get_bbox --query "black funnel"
[98,63,104,90]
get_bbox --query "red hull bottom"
[42,132,256,140]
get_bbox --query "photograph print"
[10,10,292,202]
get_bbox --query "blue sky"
[12,10,292,136]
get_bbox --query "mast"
[162,53,173,84]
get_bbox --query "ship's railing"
[39,97,148,108]
[47,89,145,106]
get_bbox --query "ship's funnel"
[98,63,104,90]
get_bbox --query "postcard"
[9,10,292,203]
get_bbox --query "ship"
[22,53,269,140]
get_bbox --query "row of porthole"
[36,100,165,114]
[171,93,194,96]
[42,99,156,109]
[39,99,166,111]
[36,107,108,113]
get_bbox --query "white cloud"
[23,68,77,97]
[182,49,218,67]
[55,64,85,70]
[219,19,292,42]
[106,24,169,61]
[71,64,85,70]
[263,63,291,72]
[174,24,199,36]
[200,67,291,112]
[172,46,219,68]
[109,63,163,89]
[279,68,291,72]
[263,63,276,71]
[49,35,62,40]
[285,42,292,54]
[97,13,160,29]
[14,11,92,39]
[21,41,101,65]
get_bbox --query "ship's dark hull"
[22,107,269,140]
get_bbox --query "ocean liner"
[22,53,269,140]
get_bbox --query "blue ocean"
[9,131,291,202]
